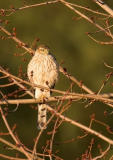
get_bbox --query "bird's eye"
[40,48,44,52]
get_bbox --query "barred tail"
[38,103,47,129]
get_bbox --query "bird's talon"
[38,95,46,103]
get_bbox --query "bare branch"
[0,26,34,55]
[59,66,94,94]
[0,153,26,160]
[59,0,113,39]
[93,0,113,17]
[17,0,59,11]
[93,144,111,160]
[0,93,113,105]
[68,1,110,17]
[0,106,32,160]
[0,1,113,158]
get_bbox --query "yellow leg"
[37,95,46,103]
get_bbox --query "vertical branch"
[0,106,32,160]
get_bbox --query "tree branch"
[59,0,113,39]
[0,106,32,160]
[93,0,113,17]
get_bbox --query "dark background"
[0,0,113,159]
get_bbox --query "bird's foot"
[37,95,46,103]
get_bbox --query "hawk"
[27,45,58,129]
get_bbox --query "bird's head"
[35,44,50,55]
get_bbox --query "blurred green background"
[0,0,113,159]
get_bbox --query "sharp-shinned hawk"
[27,45,58,129]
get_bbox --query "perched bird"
[27,45,58,129]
